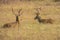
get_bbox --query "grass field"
[0,1,60,40]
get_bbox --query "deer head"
[34,7,41,15]
[12,8,23,24]
[12,8,22,16]
[34,8,41,20]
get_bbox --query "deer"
[34,8,53,24]
[2,8,22,28]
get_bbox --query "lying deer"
[34,8,53,24]
[2,8,22,28]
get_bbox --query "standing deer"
[2,8,22,28]
[34,8,53,24]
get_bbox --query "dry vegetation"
[0,0,60,40]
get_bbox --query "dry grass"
[0,1,60,40]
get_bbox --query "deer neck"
[16,16,19,22]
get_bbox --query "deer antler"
[34,8,41,15]
[12,8,22,16]
[12,8,17,16]
[17,8,22,16]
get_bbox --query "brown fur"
[2,8,22,28]
[34,8,53,24]
[40,18,53,24]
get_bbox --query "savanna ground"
[0,1,60,40]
